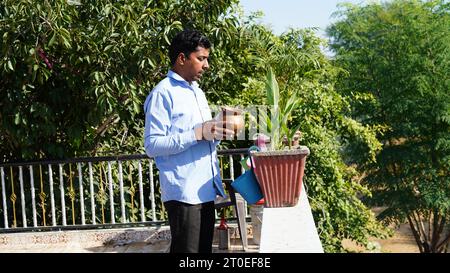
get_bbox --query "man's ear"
[177,53,186,66]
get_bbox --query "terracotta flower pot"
[250,147,310,208]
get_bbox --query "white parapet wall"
[259,184,324,253]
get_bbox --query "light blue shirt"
[143,70,226,204]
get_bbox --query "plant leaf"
[265,67,279,107]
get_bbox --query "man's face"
[181,46,210,82]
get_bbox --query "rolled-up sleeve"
[144,90,198,157]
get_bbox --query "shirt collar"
[167,70,199,88]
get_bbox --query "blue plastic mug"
[231,169,263,205]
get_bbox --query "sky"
[239,0,370,38]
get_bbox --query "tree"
[328,0,450,252]
[233,24,388,252]
[0,0,239,161]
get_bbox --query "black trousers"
[164,200,215,253]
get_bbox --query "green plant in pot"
[250,67,310,208]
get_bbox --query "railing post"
[48,164,57,226]
[118,160,126,223]
[149,159,156,221]
[77,163,85,225]
[59,164,67,226]
[229,155,234,180]
[18,166,27,228]
[138,160,145,222]
[88,162,96,225]
[107,161,115,224]
[29,166,37,227]
[1,167,8,228]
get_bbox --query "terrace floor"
[0,224,260,253]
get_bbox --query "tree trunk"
[408,211,449,253]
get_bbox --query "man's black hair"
[169,29,211,66]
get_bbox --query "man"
[143,29,234,253]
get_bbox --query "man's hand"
[195,120,235,141]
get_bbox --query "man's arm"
[144,91,198,158]
[143,90,235,157]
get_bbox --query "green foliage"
[328,0,450,252]
[0,0,239,160]
[233,25,388,252]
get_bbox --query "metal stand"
[215,179,248,251]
